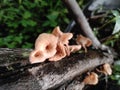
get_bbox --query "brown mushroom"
[76,34,92,53]
[83,72,98,85]
[97,63,112,75]
[29,33,58,64]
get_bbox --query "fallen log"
[0,48,31,66]
[0,48,113,90]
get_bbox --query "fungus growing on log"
[83,72,98,85]
[97,63,112,75]
[29,26,92,63]
[76,34,92,52]
[29,33,58,63]
[49,41,67,61]
[49,26,81,61]
[48,26,73,61]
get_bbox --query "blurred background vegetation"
[0,0,120,88]
[0,0,89,48]
[0,0,73,48]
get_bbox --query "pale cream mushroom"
[49,41,66,61]
[49,26,73,61]
[52,26,63,37]
[49,26,81,61]
[29,33,58,64]
[76,35,92,53]
[97,63,112,75]
[49,26,82,61]
[83,72,98,85]
[69,45,82,53]
[52,26,73,46]
[29,26,83,63]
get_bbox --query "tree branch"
[61,0,102,49]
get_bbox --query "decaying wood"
[57,76,85,90]
[29,51,113,90]
[0,48,31,66]
[0,48,113,90]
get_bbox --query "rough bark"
[0,48,113,90]
[0,48,31,66]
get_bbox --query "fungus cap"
[52,26,73,45]
[103,63,112,75]
[83,72,98,85]
[29,33,58,64]
[76,35,92,52]
[49,41,66,61]
[49,26,73,61]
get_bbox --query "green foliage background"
[0,0,71,48]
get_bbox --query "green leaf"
[21,19,28,27]
[14,35,23,44]
[19,0,22,4]
[46,11,59,21]
[112,10,120,17]
[49,21,57,27]
[23,11,32,19]
[21,19,37,27]
[27,20,37,26]
[22,42,33,48]
[112,16,120,34]
[42,21,50,27]
[64,18,70,24]
[42,20,57,27]
[7,21,19,28]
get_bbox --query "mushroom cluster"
[29,26,92,64]
[82,63,112,86]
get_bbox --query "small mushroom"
[103,63,112,75]
[83,72,98,85]
[76,35,92,53]
[29,33,58,63]
[97,63,112,75]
